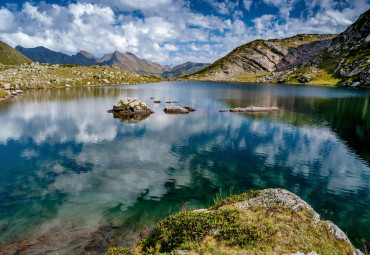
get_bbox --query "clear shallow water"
[0,81,369,253]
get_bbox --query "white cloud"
[243,0,253,11]
[0,0,368,65]
[0,8,15,32]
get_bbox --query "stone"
[192,209,208,213]
[164,106,189,114]
[278,75,289,83]
[229,106,279,112]
[176,250,189,254]
[351,82,361,87]
[298,75,311,83]
[15,90,23,94]
[153,100,161,103]
[108,97,154,116]
[236,189,315,212]
[325,220,351,244]
[219,109,230,112]
[183,106,196,112]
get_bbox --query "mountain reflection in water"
[0,82,369,254]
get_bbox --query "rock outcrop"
[108,98,154,116]
[130,188,364,255]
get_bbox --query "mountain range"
[15,46,209,78]
[1,9,369,86]
[187,9,369,87]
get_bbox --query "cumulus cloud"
[0,8,15,32]
[0,0,368,65]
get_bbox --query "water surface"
[0,82,369,253]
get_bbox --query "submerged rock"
[108,97,154,115]
[228,106,279,112]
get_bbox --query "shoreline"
[1,78,368,103]
[179,78,370,89]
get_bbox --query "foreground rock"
[108,98,154,116]
[164,106,196,114]
[123,188,363,255]
[221,106,279,112]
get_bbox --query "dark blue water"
[0,82,369,254]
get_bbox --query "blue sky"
[0,0,369,65]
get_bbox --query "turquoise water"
[0,81,369,253]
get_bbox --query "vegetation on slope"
[0,89,8,98]
[0,62,163,90]
[0,41,32,65]
[106,190,359,255]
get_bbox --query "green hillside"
[0,41,32,65]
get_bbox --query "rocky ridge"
[186,9,370,87]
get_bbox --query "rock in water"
[183,106,196,112]
[229,106,279,112]
[108,97,154,115]
[164,106,190,114]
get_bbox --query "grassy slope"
[0,41,32,65]
[107,191,357,255]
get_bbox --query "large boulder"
[108,97,154,115]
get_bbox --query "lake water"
[0,81,369,254]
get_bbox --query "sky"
[0,0,369,65]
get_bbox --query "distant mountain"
[187,9,370,87]
[0,41,32,65]
[16,46,167,76]
[99,51,166,76]
[15,46,206,78]
[162,62,209,79]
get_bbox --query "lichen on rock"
[108,97,154,115]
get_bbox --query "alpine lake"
[0,81,369,254]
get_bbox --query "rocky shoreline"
[0,62,163,102]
